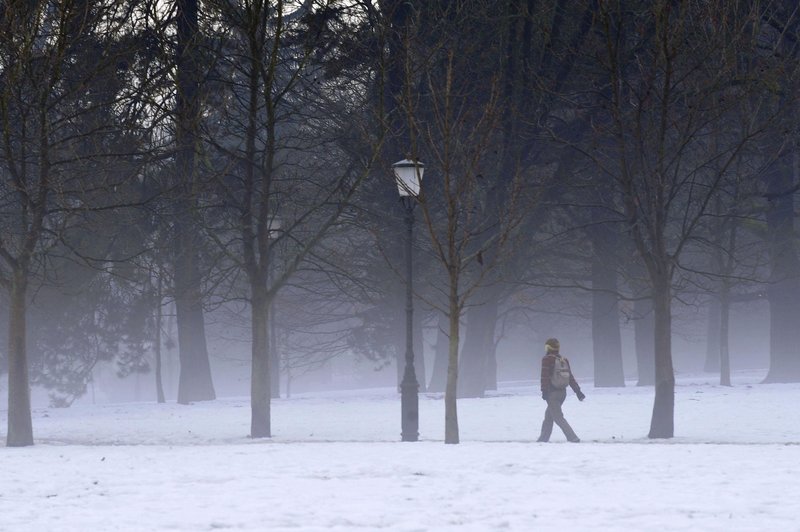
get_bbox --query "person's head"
[545,338,560,353]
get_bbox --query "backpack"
[550,355,571,389]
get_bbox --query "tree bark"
[719,282,732,387]
[634,296,655,386]
[591,223,625,387]
[412,303,426,392]
[175,263,216,403]
[458,297,498,398]
[155,274,166,404]
[444,298,460,444]
[485,334,498,392]
[270,277,280,399]
[174,0,215,404]
[703,297,721,373]
[6,274,33,447]
[763,158,800,382]
[648,274,675,439]
[250,286,271,438]
[428,311,449,392]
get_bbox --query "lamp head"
[392,159,425,198]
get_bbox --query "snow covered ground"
[1,370,799,531]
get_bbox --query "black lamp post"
[392,158,425,442]
[268,217,281,399]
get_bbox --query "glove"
[576,391,586,401]
[541,391,548,401]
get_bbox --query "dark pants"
[537,388,579,442]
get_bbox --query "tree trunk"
[485,337,498,392]
[458,297,498,398]
[592,289,624,387]
[590,199,625,386]
[648,275,675,439]
[6,274,33,447]
[155,275,166,404]
[269,283,280,399]
[444,301,460,444]
[482,299,499,392]
[719,282,732,387]
[764,278,800,382]
[634,296,655,386]
[763,159,800,382]
[174,0,216,404]
[250,286,271,438]
[428,311,449,392]
[412,304,426,392]
[175,264,216,403]
[703,297,721,373]
[591,228,624,386]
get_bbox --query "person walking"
[537,338,585,442]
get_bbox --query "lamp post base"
[400,370,419,442]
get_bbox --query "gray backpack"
[550,355,571,389]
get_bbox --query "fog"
[3,1,800,528]
[0,283,772,412]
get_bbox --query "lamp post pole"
[400,196,419,442]
[392,158,424,442]
[268,217,281,399]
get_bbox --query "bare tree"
[582,0,782,437]
[172,0,216,404]
[0,0,150,445]
[201,0,386,437]
[394,2,527,444]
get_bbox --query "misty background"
[1,0,797,445]
[0,288,769,407]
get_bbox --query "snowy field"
[1,370,799,531]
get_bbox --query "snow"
[1,371,799,531]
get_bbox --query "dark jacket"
[540,351,582,396]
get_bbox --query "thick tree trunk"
[763,160,800,382]
[483,297,500,392]
[6,275,33,447]
[250,286,271,438]
[590,203,625,387]
[412,304,426,392]
[703,297,721,373]
[175,260,215,403]
[428,312,449,392]
[458,297,498,398]
[155,276,166,404]
[634,297,655,386]
[269,290,280,399]
[174,0,215,404]
[764,278,800,382]
[444,303,460,444]
[485,338,498,392]
[591,247,624,387]
[648,275,675,439]
[592,290,624,387]
[719,283,732,387]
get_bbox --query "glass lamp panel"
[392,159,425,197]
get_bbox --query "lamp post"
[268,217,281,399]
[392,159,424,442]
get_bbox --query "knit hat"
[545,338,560,352]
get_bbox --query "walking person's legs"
[538,389,579,442]
[537,407,554,442]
